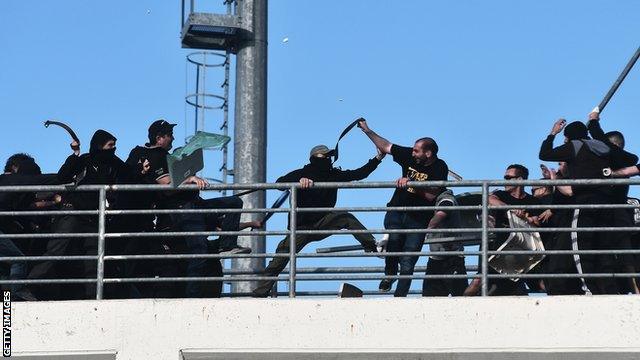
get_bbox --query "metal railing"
[2,178,640,299]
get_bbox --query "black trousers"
[253,212,376,295]
[27,215,97,299]
[571,208,618,295]
[422,256,468,297]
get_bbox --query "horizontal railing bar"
[0,203,638,217]
[222,265,478,275]
[0,233,98,239]
[103,276,280,283]
[105,208,290,215]
[0,210,98,216]
[488,204,640,210]
[104,230,290,238]
[2,178,640,193]
[3,227,639,240]
[0,255,97,261]
[6,271,639,286]
[7,247,640,263]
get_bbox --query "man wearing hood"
[539,119,636,294]
[252,144,385,297]
[28,129,133,299]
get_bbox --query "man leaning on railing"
[357,118,449,297]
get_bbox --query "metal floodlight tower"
[181,0,267,293]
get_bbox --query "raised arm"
[357,118,393,154]
[539,119,575,162]
[333,149,385,182]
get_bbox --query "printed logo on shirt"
[155,168,165,177]
[406,166,428,194]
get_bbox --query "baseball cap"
[148,119,177,142]
[309,144,335,158]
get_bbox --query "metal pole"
[597,46,640,113]
[194,63,200,131]
[232,0,268,293]
[201,52,206,131]
[181,0,185,29]
[289,186,297,298]
[222,53,230,195]
[480,182,489,296]
[96,187,107,300]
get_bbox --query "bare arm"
[396,177,441,202]
[427,210,448,229]
[155,174,208,189]
[549,167,573,196]
[612,165,640,178]
[357,118,393,154]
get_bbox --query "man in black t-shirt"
[465,165,541,296]
[132,120,249,298]
[358,119,449,297]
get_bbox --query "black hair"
[605,130,625,149]
[416,137,439,156]
[4,153,40,175]
[507,164,529,179]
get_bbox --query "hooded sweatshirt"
[58,129,133,211]
[539,134,615,201]
[276,156,381,227]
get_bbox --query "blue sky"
[1,1,640,295]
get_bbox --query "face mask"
[93,148,116,162]
[310,157,332,170]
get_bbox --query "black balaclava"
[309,156,332,171]
[89,129,117,162]
[564,121,588,141]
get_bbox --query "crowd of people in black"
[2,112,640,300]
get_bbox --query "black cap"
[148,119,176,143]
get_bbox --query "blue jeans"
[173,198,236,298]
[383,211,427,297]
[172,206,210,298]
[0,234,27,293]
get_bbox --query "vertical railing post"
[181,0,185,28]
[96,187,107,300]
[289,185,297,298]
[481,182,489,296]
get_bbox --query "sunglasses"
[504,175,520,180]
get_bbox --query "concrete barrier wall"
[11,296,640,359]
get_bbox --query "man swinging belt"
[252,141,385,297]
